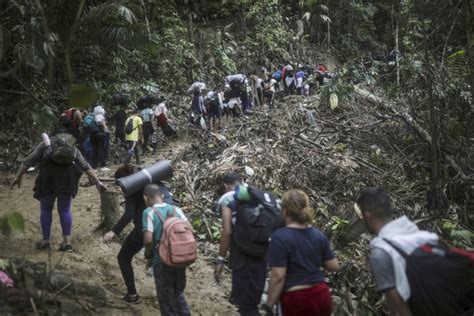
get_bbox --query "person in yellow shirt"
[125,105,144,165]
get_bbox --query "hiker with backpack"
[90,105,110,171]
[188,81,207,128]
[124,105,143,165]
[282,65,296,95]
[61,108,83,141]
[214,173,281,316]
[262,189,340,316]
[205,90,222,131]
[103,166,176,304]
[263,77,278,110]
[140,103,155,154]
[357,187,474,316]
[142,184,194,316]
[154,98,177,139]
[295,67,306,96]
[10,126,106,252]
[224,74,252,114]
[114,103,128,145]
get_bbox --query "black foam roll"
[116,160,173,197]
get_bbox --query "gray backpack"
[49,133,77,165]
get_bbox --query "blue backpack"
[273,70,282,82]
[83,114,98,133]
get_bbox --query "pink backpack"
[155,207,197,267]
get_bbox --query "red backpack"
[155,207,197,268]
[62,108,78,128]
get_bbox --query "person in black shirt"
[103,165,175,304]
[114,104,127,145]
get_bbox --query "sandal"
[122,293,141,304]
[35,241,51,250]
[58,243,73,252]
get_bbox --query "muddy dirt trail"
[0,134,236,315]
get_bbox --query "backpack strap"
[383,238,409,259]
[152,205,176,224]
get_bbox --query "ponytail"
[282,190,314,225]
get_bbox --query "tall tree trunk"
[327,21,330,51]
[140,0,151,40]
[424,42,448,213]
[64,0,86,88]
[464,0,474,99]
[34,0,54,93]
[395,20,400,87]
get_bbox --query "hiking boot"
[35,241,51,250]
[58,243,73,252]
[122,293,141,304]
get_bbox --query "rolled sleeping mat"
[116,160,173,197]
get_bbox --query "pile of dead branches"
[161,91,468,314]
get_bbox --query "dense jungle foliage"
[1,0,473,220]
[0,0,473,315]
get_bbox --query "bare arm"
[10,163,29,189]
[143,230,154,257]
[323,258,340,272]
[218,206,232,258]
[138,125,144,143]
[214,206,233,282]
[85,168,107,191]
[385,289,412,316]
[266,266,287,306]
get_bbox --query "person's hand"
[103,231,115,243]
[213,256,225,282]
[96,181,107,192]
[10,176,21,190]
[261,303,274,316]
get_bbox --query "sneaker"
[100,167,111,172]
[122,293,141,304]
[58,243,73,252]
[35,241,51,250]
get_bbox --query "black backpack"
[125,116,136,135]
[226,74,246,90]
[49,133,77,165]
[233,187,282,259]
[384,239,474,316]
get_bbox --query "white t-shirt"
[154,103,167,116]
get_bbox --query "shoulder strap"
[152,207,166,224]
[383,238,409,259]
[153,205,176,224]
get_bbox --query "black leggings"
[117,228,143,295]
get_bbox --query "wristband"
[216,256,225,265]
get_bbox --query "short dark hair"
[144,184,164,198]
[357,187,393,220]
[222,172,241,185]
[114,165,136,179]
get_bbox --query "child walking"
[142,184,191,316]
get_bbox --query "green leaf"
[0,213,25,236]
[0,259,9,270]
[6,212,25,233]
[447,50,465,59]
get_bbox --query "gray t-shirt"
[370,247,396,292]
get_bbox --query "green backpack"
[50,133,77,165]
